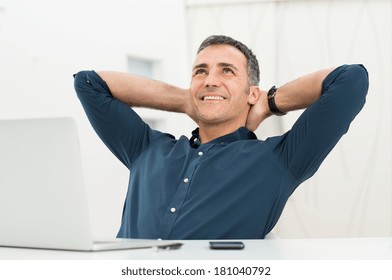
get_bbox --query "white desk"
[1,237,391,260]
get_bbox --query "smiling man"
[73,35,368,240]
[190,44,259,143]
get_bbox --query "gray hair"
[197,35,260,86]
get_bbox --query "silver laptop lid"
[0,117,94,250]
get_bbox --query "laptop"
[0,117,181,251]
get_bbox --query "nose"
[204,71,221,89]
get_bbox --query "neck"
[198,121,245,144]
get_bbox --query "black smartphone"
[209,241,245,250]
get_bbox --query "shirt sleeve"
[267,64,369,183]
[73,70,157,169]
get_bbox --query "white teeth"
[203,96,224,100]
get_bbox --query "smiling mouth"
[202,96,225,101]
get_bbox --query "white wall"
[1,0,390,238]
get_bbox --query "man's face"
[190,44,255,128]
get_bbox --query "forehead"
[193,44,247,69]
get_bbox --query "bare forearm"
[97,71,188,113]
[246,67,335,131]
[274,67,335,113]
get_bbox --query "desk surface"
[1,237,392,260]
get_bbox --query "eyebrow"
[192,63,208,71]
[192,62,239,71]
[219,62,239,71]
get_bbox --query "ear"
[247,86,261,105]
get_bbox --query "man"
[73,35,368,239]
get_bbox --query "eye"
[223,68,234,74]
[194,68,207,76]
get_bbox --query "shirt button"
[183,178,189,183]
[198,151,203,156]
[170,207,176,213]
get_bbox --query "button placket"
[154,147,204,239]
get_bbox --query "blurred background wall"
[0,0,390,239]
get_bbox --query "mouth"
[202,95,225,101]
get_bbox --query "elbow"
[73,70,89,96]
[347,64,369,98]
[336,64,369,107]
[73,70,103,101]
[353,64,369,111]
[344,64,369,115]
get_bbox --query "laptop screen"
[0,118,94,250]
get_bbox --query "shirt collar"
[190,127,257,148]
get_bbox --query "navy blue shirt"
[74,64,368,239]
